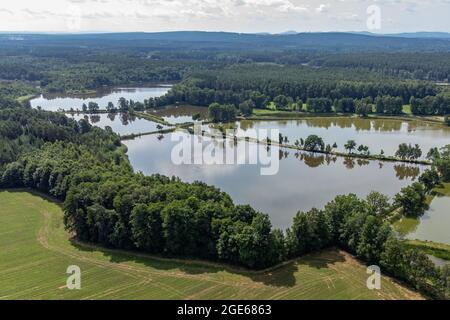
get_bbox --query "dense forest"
[311,53,450,82]
[162,64,437,102]
[155,65,450,116]
[0,55,212,93]
[1,32,450,95]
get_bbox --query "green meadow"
[0,190,421,300]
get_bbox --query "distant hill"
[387,32,450,39]
[1,31,450,52]
[350,31,450,39]
[278,30,298,35]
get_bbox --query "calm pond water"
[394,184,450,245]
[150,105,208,124]
[66,113,166,136]
[30,86,171,112]
[206,118,450,157]
[124,131,425,229]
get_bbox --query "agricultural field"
[0,190,422,300]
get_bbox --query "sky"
[0,0,449,34]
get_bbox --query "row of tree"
[395,143,423,160]
[410,94,450,115]
[208,103,238,123]
[160,85,450,118]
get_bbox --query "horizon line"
[0,30,449,35]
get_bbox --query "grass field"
[16,95,37,104]
[0,190,422,300]
[402,104,412,115]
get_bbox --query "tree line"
[157,64,439,107]
[410,94,450,115]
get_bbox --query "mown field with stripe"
[0,190,422,300]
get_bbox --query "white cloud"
[316,4,330,13]
[0,0,448,33]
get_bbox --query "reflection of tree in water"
[239,120,256,131]
[352,119,371,132]
[292,152,338,168]
[394,164,420,180]
[343,157,355,169]
[157,134,164,141]
[278,149,289,160]
[119,112,136,126]
[372,119,403,132]
[343,157,372,169]
[326,156,337,165]
[295,152,325,168]
[301,118,407,133]
[107,112,117,121]
[356,159,370,167]
[304,118,334,129]
[153,105,208,118]
[394,217,420,238]
[211,122,238,133]
[302,154,325,168]
[304,118,366,130]
[90,114,101,124]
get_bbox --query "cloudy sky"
[0,0,449,33]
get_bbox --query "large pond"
[66,113,166,136]
[124,131,426,230]
[30,86,171,112]
[206,118,450,157]
[394,184,450,245]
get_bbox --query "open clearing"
[0,190,422,300]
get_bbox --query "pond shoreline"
[246,113,447,127]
